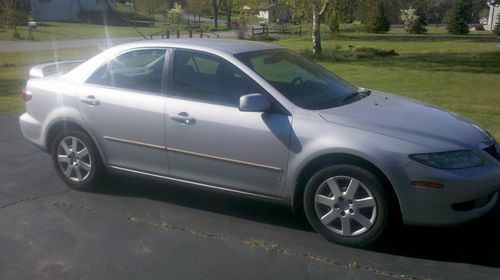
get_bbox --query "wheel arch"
[291,153,402,221]
[45,120,107,164]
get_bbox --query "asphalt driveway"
[0,114,499,279]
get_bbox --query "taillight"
[22,88,32,102]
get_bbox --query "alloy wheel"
[314,176,377,236]
[56,136,92,182]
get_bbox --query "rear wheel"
[51,130,103,190]
[303,165,390,247]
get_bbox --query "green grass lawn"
[0,22,180,41]
[1,34,499,139]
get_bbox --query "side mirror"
[239,93,271,112]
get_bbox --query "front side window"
[236,49,360,110]
[172,50,263,107]
[87,49,166,93]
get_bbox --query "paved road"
[0,115,499,279]
[0,37,141,53]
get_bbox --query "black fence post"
[200,29,203,38]
[189,29,192,38]
[166,30,170,39]
[176,30,180,38]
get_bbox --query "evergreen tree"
[495,13,500,36]
[409,0,427,34]
[366,0,390,33]
[445,0,469,35]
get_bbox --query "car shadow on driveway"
[93,174,500,269]
[94,174,312,231]
[373,205,500,268]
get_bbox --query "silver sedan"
[19,39,500,247]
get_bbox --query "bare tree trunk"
[226,9,231,29]
[212,0,219,30]
[312,5,321,56]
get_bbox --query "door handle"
[79,95,100,106]
[168,112,195,125]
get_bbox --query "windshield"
[236,49,361,110]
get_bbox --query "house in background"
[256,3,292,24]
[31,0,116,22]
[485,1,499,31]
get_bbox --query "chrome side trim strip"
[109,165,282,201]
[103,136,165,150]
[166,147,283,172]
[103,136,283,172]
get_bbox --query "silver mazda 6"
[19,39,500,247]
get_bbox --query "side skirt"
[108,165,285,203]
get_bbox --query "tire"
[303,165,390,247]
[51,129,104,191]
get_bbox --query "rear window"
[87,49,166,93]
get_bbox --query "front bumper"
[385,161,500,226]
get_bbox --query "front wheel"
[51,130,104,191]
[303,165,390,247]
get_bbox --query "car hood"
[318,91,483,150]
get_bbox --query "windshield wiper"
[340,88,371,105]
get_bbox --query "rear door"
[77,48,168,175]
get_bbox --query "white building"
[31,0,116,22]
[485,1,500,31]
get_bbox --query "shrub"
[299,45,398,61]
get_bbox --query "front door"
[164,49,291,197]
[77,48,168,175]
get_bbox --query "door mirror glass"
[239,93,271,112]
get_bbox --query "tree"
[211,0,223,30]
[168,2,184,24]
[400,2,428,34]
[495,13,500,35]
[445,0,469,35]
[409,0,427,34]
[400,7,417,32]
[311,1,332,55]
[187,0,210,25]
[0,0,28,38]
[289,0,332,55]
[366,0,390,33]
[222,0,234,29]
[325,1,342,36]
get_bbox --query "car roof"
[113,39,282,54]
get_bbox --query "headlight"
[409,150,483,169]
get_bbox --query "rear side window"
[172,50,262,107]
[87,49,166,93]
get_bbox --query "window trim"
[85,47,169,95]
[166,48,290,115]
